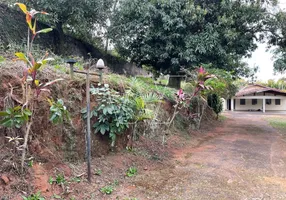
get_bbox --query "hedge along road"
[118,111,286,200]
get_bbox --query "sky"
[245,1,286,82]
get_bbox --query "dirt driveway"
[116,111,286,200]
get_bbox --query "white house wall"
[266,100,286,110]
[221,98,227,111]
[234,93,286,111]
[235,99,264,111]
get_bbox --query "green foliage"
[86,84,134,147]
[55,174,66,184]
[53,64,67,73]
[126,166,137,177]
[48,99,70,124]
[107,75,175,101]
[0,56,5,63]
[20,0,114,47]
[70,177,81,183]
[22,191,45,200]
[49,174,66,185]
[0,106,32,128]
[265,11,286,74]
[100,185,114,195]
[2,3,63,174]
[204,68,238,99]
[264,117,286,132]
[254,79,286,91]
[113,179,119,186]
[110,0,271,76]
[207,94,223,118]
[135,76,154,85]
[141,93,161,104]
[94,169,102,176]
[189,96,200,113]
[81,79,165,146]
[48,177,54,185]
[107,74,130,89]
[273,51,286,75]
[218,115,227,122]
[99,179,120,195]
[28,160,33,167]
[128,77,149,95]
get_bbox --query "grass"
[218,114,227,122]
[264,117,286,133]
[106,74,176,101]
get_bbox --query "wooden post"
[69,63,74,79]
[99,70,103,83]
[86,64,91,183]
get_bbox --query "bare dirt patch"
[110,112,286,200]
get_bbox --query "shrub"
[83,84,134,147]
[48,99,70,124]
[207,93,223,119]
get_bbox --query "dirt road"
[117,112,286,200]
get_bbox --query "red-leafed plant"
[194,66,215,96]
[0,3,63,173]
[169,66,215,127]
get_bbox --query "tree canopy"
[18,0,114,47]
[265,7,286,74]
[109,0,273,76]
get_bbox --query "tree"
[207,93,223,119]
[203,68,237,99]
[109,0,274,87]
[17,0,114,53]
[265,10,286,74]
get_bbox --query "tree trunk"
[168,76,181,89]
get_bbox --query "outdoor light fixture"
[66,59,77,79]
[96,58,105,83]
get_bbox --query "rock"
[144,167,148,170]
[1,175,10,185]
[227,179,233,184]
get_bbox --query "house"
[226,84,286,113]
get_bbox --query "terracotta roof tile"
[235,84,286,97]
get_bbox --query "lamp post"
[86,61,92,183]
[66,59,77,79]
[85,58,105,183]
[96,59,105,83]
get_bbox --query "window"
[275,99,281,105]
[252,99,257,105]
[266,99,272,105]
[240,99,245,105]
